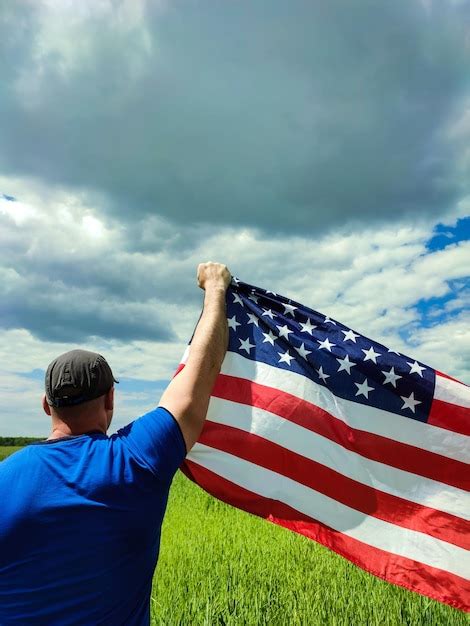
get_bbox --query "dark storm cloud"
[1,1,469,235]
[0,194,207,343]
[0,280,175,343]
[0,241,176,343]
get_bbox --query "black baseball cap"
[45,349,119,408]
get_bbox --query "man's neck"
[47,425,106,441]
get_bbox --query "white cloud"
[0,196,37,225]
[406,311,470,382]
[0,371,45,435]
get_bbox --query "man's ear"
[42,395,51,416]
[104,387,114,411]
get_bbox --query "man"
[0,262,231,625]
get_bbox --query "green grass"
[0,446,23,460]
[1,448,467,624]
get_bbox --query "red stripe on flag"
[436,370,469,386]
[428,398,470,437]
[211,374,469,492]
[199,420,469,550]
[182,460,470,613]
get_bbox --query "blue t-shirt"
[0,406,186,626]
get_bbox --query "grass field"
[0,446,23,461]
[2,447,468,625]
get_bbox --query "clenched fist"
[197,262,231,292]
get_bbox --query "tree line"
[0,437,44,446]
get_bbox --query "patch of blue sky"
[398,278,469,352]
[426,216,470,252]
[117,377,168,395]
[414,279,468,325]
[20,369,45,381]
[115,379,170,418]
[401,217,470,340]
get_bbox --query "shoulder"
[111,406,187,482]
[0,446,33,468]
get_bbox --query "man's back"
[0,407,186,626]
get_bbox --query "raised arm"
[159,262,231,452]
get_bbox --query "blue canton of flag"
[226,278,433,424]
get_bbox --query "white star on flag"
[277,324,293,339]
[316,366,330,383]
[248,293,259,304]
[247,313,259,327]
[295,343,312,359]
[354,378,374,398]
[342,329,360,343]
[227,315,241,331]
[362,346,381,363]
[238,337,255,354]
[299,318,316,335]
[336,354,356,374]
[407,361,426,377]
[262,330,277,346]
[400,392,422,413]
[381,367,402,388]
[232,293,244,306]
[262,309,275,319]
[283,303,297,317]
[323,316,337,325]
[317,337,335,352]
[278,351,294,365]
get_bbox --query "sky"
[0,0,469,436]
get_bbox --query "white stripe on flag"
[206,396,470,520]
[214,351,468,462]
[434,374,470,407]
[187,443,470,581]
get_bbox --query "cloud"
[1,278,175,343]
[0,370,47,436]
[1,0,469,235]
[0,175,468,384]
[0,200,177,343]
[0,366,170,437]
[405,311,470,382]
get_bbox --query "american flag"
[179,278,470,612]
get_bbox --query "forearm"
[159,262,231,452]
[187,285,229,385]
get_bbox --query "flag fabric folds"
[179,278,470,612]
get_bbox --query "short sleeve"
[115,406,187,482]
